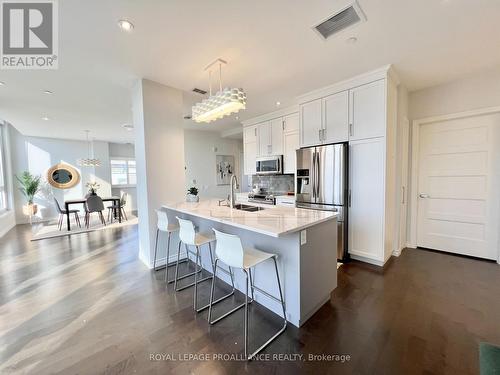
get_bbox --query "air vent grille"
[314,3,365,39]
[192,88,207,95]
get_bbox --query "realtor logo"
[1,0,58,69]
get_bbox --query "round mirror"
[47,163,80,189]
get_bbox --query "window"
[111,158,136,186]
[0,125,7,212]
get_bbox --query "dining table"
[64,196,121,231]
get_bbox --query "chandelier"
[192,58,246,123]
[77,130,101,167]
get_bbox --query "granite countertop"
[162,199,337,237]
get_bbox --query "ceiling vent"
[313,1,366,40]
[192,88,207,95]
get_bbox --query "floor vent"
[192,88,207,95]
[313,1,366,40]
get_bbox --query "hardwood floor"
[1,223,499,374]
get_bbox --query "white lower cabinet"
[348,137,385,263]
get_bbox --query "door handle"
[419,193,430,198]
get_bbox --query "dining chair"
[85,195,106,228]
[54,197,81,230]
[107,193,128,223]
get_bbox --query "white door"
[348,137,385,261]
[349,79,386,141]
[300,99,322,147]
[270,118,284,155]
[323,90,349,143]
[258,122,271,156]
[416,113,500,260]
[283,131,299,174]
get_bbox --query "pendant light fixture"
[192,58,246,123]
[77,130,101,167]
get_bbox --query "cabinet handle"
[318,129,322,142]
[401,186,405,204]
[349,123,353,137]
[348,189,352,207]
[282,120,285,131]
[322,129,325,141]
[254,128,257,137]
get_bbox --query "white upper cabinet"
[349,79,386,141]
[323,90,349,144]
[300,99,323,147]
[283,112,299,133]
[243,125,258,175]
[270,118,284,155]
[258,121,271,156]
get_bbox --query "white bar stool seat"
[175,217,235,312]
[208,229,287,361]
[152,209,181,284]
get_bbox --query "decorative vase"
[22,203,38,216]
[186,194,199,203]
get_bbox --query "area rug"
[31,215,138,241]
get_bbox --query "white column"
[132,79,186,268]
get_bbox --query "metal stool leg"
[174,243,207,292]
[164,232,171,282]
[247,256,287,361]
[152,228,159,271]
[244,269,249,359]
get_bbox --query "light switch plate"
[300,230,307,245]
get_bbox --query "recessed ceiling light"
[122,123,134,131]
[346,37,358,44]
[276,101,281,107]
[118,19,134,32]
[0,81,5,86]
[41,116,50,121]
[43,89,53,94]
[235,116,239,120]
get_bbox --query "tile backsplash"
[251,175,294,194]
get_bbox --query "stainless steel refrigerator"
[296,143,347,260]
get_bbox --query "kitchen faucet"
[229,175,239,208]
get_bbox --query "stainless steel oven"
[256,155,283,175]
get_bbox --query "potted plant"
[16,171,42,216]
[85,181,100,197]
[186,186,199,202]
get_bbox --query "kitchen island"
[162,199,338,327]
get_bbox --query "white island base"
[163,200,338,328]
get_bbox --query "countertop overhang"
[162,199,337,237]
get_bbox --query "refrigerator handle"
[315,151,320,198]
[312,150,317,199]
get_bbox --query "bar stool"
[152,209,182,283]
[175,217,236,312]
[208,229,287,361]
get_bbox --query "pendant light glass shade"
[192,87,246,123]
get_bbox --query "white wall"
[109,142,137,212]
[10,127,112,223]
[410,65,500,120]
[184,130,243,199]
[133,79,186,269]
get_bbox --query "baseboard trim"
[349,254,385,267]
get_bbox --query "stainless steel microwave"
[256,155,283,175]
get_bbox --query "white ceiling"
[1,0,500,143]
